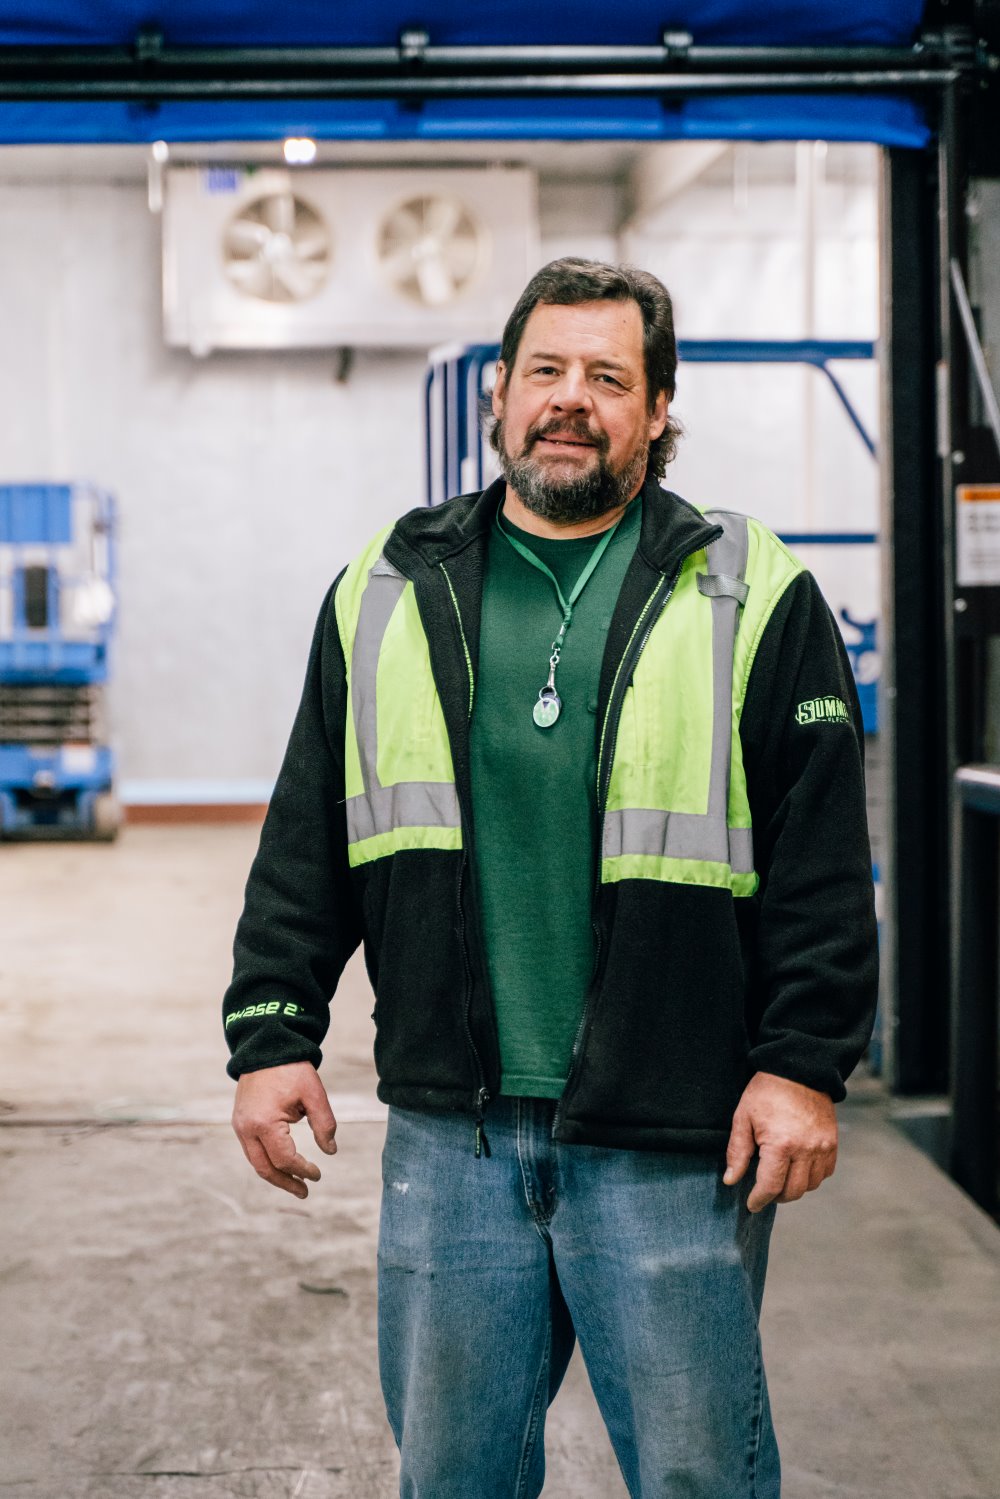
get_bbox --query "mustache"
[524,417,610,456]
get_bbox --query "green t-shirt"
[469,494,643,1097]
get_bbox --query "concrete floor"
[1,826,999,1499]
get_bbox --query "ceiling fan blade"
[423,195,462,241]
[291,227,329,260]
[273,257,325,301]
[383,203,423,248]
[226,260,274,299]
[263,192,296,236]
[384,244,420,280]
[226,218,271,253]
[415,254,455,307]
[440,229,478,277]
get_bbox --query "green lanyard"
[496,506,622,728]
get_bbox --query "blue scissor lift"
[0,483,121,839]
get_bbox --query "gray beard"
[496,419,648,525]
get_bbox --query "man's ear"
[491,361,508,420]
[648,389,669,442]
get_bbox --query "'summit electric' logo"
[795,696,851,726]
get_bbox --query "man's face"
[491,299,669,523]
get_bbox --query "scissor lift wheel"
[91,790,122,842]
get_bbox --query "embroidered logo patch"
[795,696,851,726]
[225,1000,303,1028]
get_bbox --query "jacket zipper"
[441,561,491,1157]
[553,557,688,1133]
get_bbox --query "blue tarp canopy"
[0,1,931,147]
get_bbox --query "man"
[225,258,878,1498]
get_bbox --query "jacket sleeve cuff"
[225,1027,324,1082]
[745,1043,848,1103]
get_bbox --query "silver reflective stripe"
[729,827,754,872]
[346,552,461,846]
[603,511,754,878]
[603,808,755,874]
[703,510,749,828]
[351,558,406,798]
[346,781,461,845]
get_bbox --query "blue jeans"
[377,1097,779,1499]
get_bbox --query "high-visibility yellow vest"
[334,509,802,896]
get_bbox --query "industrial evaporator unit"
[0,484,121,839]
[162,165,539,353]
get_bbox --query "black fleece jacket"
[223,479,878,1154]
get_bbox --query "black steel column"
[951,767,1000,1213]
[879,148,952,1092]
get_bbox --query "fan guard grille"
[222,192,332,304]
[377,193,488,308]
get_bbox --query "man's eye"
[596,374,621,386]
[533,366,559,376]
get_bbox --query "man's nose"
[548,367,592,412]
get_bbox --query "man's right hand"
[232,1061,338,1199]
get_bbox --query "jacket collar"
[388,473,721,577]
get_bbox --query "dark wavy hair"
[486,257,684,479]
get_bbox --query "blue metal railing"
[678,339,877,458]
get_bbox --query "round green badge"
[533,691,562,729]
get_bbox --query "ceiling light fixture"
[283,137,318,166]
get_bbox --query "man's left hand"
[723,1072,837,1213]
